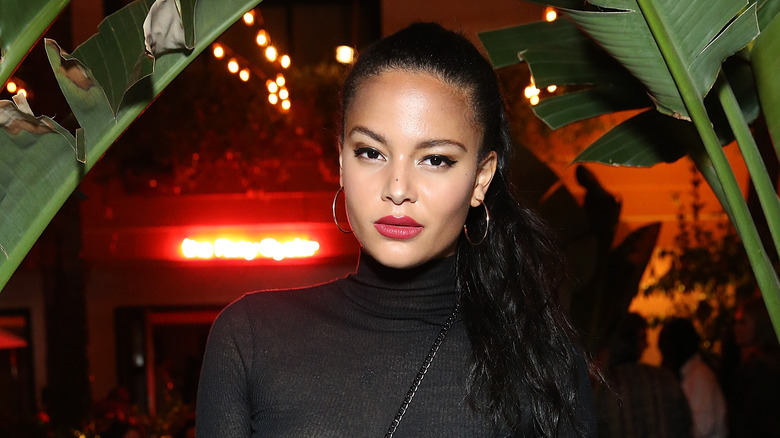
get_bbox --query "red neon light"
[181,237,320,261]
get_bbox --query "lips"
[374,215,423,239]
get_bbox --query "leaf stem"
[716,72,780,258]
[636,0,780,339]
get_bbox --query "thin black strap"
[385,304,460,437]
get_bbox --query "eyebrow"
[348,125,468,152]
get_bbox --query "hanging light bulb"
[280,55,291,68]
[335,45,355,64]
[243,11,255,25]
[265,46,277,62]
[256,30,268,46]
[227,59,239,73]
[545,7,558,22]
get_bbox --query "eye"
[354,147,385,161]
[420,155,456,168]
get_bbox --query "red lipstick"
[374,216,423,239]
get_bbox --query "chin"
[363,240,456,270]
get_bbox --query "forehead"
[345,70,480,142]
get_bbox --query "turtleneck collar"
[340,251,458,320]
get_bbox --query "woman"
[196,23,595,437]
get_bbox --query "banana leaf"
[0,0,70,86]
[0,0,264,289]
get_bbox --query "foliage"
[643,165,755,355]
[0,0,265,290]
[479,0,780,338]
[92,61,345,195]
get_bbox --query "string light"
[547,85,557,93]
[209,11,291,113]
[524,84,540,99]
[6,81,17,94]
[265,46,278,62]
[530,95,540,106]
[255,30,268,46]
[335,45,355,64]
[545,7,558,22]
[243,11,255,25]
[18,89,27,98]
[227,59,239,73]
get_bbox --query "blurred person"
[659,318,727,438]
[595,312,693,438]
[196,23,596,437]
[728,296,780,437]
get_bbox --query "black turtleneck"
[196,253,594,437]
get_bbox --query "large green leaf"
[561,0,758,119]
[574,110,700,166]
[479,19,651,129]
[0,0,70,86]
[70,0,155,116]
[752,13,780,155]
[0,0,264,289]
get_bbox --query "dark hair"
[658,317,701,375]
[341,23,590,437]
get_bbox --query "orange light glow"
[335,45,354,64]
[212,44,224,59]
[280,55,291,68]
[281,99,291,110]
[228,59,239,73]
[545,7,558,22]
[269,94,279,104]
[6,81,17,94]
[18,89,27,98]
[265,46,278,62]
[181,237,319,261]
[279,88,289,100]
[256,30,268,46]
[239,68,250,82]
[530,95,540,106]
[243,11,255,25]
[267,80,279,93]
[275,74,285,87]
[547,85,557,93]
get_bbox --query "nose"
[382,161,416,205]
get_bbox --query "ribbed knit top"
[195,252,593,437]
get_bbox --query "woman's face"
[340,70,496,269]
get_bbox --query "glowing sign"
[181,237,320,261]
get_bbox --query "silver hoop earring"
[332,187,352,233]
[464,201,490,245]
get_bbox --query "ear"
[471,151,497,207]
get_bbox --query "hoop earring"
[463,201,490,245]
[332,187,352,233]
